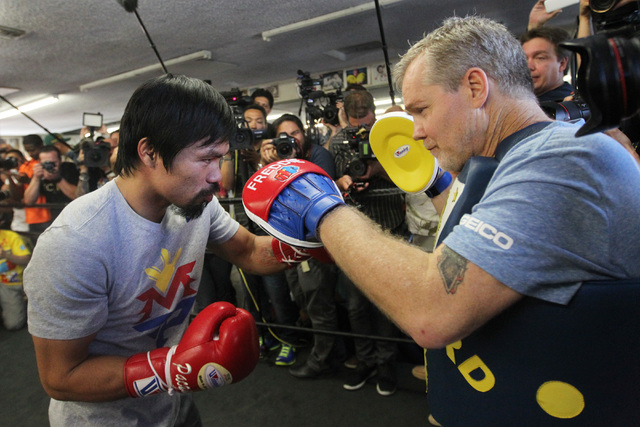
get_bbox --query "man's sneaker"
[259,336,280,357]
[376,362,397,396]
[343,362,377,391]
[275,344,296,366]
[411,365,426,381]
[343,355,359,369]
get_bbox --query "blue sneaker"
[275,344,296,366]
[259,336,280,357]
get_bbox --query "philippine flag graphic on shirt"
[133,247,198,346]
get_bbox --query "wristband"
[425,170,452,198]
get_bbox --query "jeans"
[341,270,398,367]
[295,259,340,370]
[262,271,301,345]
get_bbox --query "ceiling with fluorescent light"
[0,0,581,138]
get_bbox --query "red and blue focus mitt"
[242,159,345,248]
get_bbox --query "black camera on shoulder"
[297,70,343,127]
[274,133,298,159]
[557,0,640,136]
[68,137,112,168]
[334,127,375,177]
[221,88,265,151]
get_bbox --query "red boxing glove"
[124,302,259,398]
[271,238,334,266]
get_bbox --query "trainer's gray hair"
[393,16,535,99]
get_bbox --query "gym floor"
[0,325,430,426]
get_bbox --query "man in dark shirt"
[520,26,574,102]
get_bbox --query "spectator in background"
[1,149,29,235]
[44,133,74,161]
[329,91,404,396]
[251,88,274,116]
[0,227,32,330]
[24,146,78,226]
[261,114,344,378]
[322,83,368,150]
[219,104,276,356]
[520,26,574,102]
[251,88,276,136]
[75,137,117,198]
[18,135,52,236]
[109,129,120,146]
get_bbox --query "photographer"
[75,136,117,198]
[220,104,269,200]
[260,114,344,378]
[327,90,405,395]
[260,114,336,177]
[219,103,275,358]
[24,145,78,225]
[321,83,368,150]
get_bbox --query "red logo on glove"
[274,165,300,182]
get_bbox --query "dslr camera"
[221,88,266,151]
[334,127,375,177]
[556,0,640,136]
[273,132,298,159]
[0,157,18,170]
[41,161,57,173]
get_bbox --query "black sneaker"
[376,362,397,396]
[343,362,377,391]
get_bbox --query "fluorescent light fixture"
[0,96,59,120]
[262,0,405,41]
[79,50,212,92]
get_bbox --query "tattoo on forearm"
[437,247,468,294]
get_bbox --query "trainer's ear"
[137,138,156,168]
[463,67,489,109]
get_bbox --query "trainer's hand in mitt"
[242,159,345,248]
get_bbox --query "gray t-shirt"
[444,121,640,304]
[24,179,239,426]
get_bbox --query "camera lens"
[276,141,295,159]
[561,34,640,136]
[590,0,619,13]
[323,105,339,126]
[347,159,367,177]
[0,157,18,170]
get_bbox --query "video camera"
[66,113,112,168]
[297,70,343,127]
[334,127,375,177]
[67,137,112,168]
[555,0,640,136]
[221,88,265,151]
